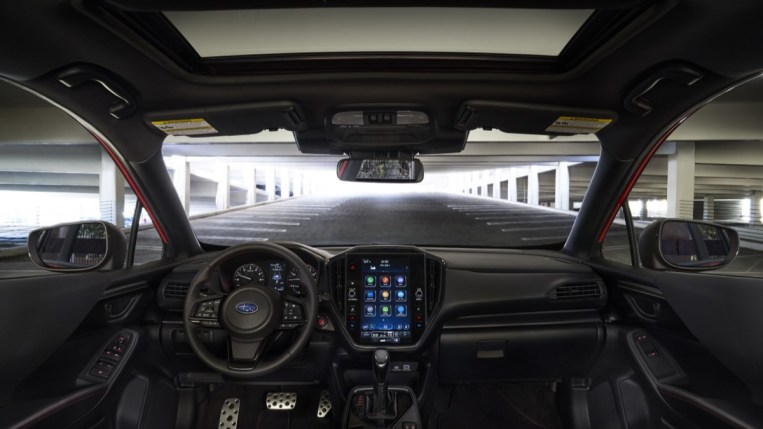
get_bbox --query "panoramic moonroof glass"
[164,8,593,58]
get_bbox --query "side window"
[602,79,763,275]
[0,82,162,272]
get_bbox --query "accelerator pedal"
[317,390,332,418]
[218,398,240,429]
[265,392,297,410]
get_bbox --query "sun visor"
[455,101,617,136]
[144,102,306,137]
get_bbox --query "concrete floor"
[189,193,576,248]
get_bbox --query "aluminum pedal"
[317,390,332,418]
[265,392,297,410]
[218,398,240,429]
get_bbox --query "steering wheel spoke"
[228,338,265,371]
[188,295,225,329]
[278,296,307,330]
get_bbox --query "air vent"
[163,280,190,299]
[333,258,346,313]
[426,257,444,313]
[551,282,602,300]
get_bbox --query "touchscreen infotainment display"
[345,254,425,345]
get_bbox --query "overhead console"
[296,104,466,155]
[328,246,444,349]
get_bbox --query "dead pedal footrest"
[266,392,297,410]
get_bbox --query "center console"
[344,253,427,345]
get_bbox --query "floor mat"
[430,383,562,429]
[196,385,336,429]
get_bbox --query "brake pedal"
[218,398,240,429]
[317,390,332,418]
[266,392,297,410]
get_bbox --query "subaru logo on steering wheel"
[235,302,258,314]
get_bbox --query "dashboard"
[159,244,608,356]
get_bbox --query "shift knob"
[373,349,389,385]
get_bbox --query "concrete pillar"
[492,169,501,199]
[528,166,540,206]
[554,162,570,211]
[293,172,302,197]
[280,169,291,199]
[703,196,715,222]
[640,199,648,220]
[100,151,125,227]
[667,142,695,219]
[507,168,517,202]
[245,167,257,206]
[215,164,230,210]
[751,191,762,225]
[171,156,190,215]
[266,169,276,201]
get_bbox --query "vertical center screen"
[349,256,414,344]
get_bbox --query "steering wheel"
[183,242,318,377]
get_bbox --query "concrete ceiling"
[2,77,763,203]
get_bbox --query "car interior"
[2,1,763,429]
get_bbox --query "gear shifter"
[372,349,390,416]
[343,348,422,429]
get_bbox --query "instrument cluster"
[222,259,319,296]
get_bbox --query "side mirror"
[638,219,739,271]
[27,221,127,272]
[336,158,424,183]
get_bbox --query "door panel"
[0,273,110,405]
[0,262,174,428]
[656,272,763,405]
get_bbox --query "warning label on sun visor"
[545,116,613,134]
[151,118,218,136]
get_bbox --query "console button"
[403,422,417,429]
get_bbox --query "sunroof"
[164,8,593,58]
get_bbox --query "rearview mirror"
[638,219,739,271]
[27,221,127,272]
[336,158,424,183]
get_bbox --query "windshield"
[163,133,594,248]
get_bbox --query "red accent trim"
[596,119,688,244]
[91,133,169,244]
[338,160,349,178]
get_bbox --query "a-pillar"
[528,166,540,206]
[170,156,190,215]
[667,142,695,219]
[266,169,276,201]
[751,191,762,225]
[280,168,291,199]
[554,162,570,211]
[507,168,518,202]
[703,195,715,222]
[293,172,302,197]
[100,151,125,227]
[215,164,230,211]
[245,167,257,206]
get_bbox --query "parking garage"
[2,79,763,270]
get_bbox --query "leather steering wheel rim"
[183,242,318,377]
